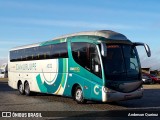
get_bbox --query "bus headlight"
[103,87,108,92]
[103,87,116,93]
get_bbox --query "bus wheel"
[74,86,86,104]
[24,82,31,96]
[18,82,24,95]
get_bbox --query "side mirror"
[101,42,107,57]
[134,42,151,57]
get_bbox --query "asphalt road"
[1,79,160,119]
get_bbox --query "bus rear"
[0,63,8,78]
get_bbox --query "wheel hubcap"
[76,89,82,101]
[19,84,23,93]
[25,83,29,94]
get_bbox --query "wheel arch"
[17,80,22,89]
[71,83,83,97]
[24,80,28,87]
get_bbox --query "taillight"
[154,77,158,80]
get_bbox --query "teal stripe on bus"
[40,39,66,46]
[36,59,64,93]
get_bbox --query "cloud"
[1,17,142,30]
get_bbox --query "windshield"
[103,44,141,81]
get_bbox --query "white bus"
[0,63,8,78]
[8,30,151,103]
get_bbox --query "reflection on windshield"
[104,45,125,74]
[123,45,140,76]
[103,44,140,81]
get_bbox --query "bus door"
[89,44,103,100]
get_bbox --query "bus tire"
[18,81,24,95]
[24,81,32,96]
[74,85,86,104]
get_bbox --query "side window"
[20,49,25,61]
[14,50,20,61]
[51,43,68,59]
[10,51,14,62]
[33,47,38,60]
[10,42,68,62]
[10,51,15,62]
[51,44,61,58]
[71,42,88,69]
[38,45,51,60]
[44,45,51,59]
[10,50,21,62]
[26,48,33,60]
[71,42,102,78]
[59,43,68,58]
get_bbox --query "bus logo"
[70,67,80,72]
[94,85,99,95]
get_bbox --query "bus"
[8,30,151,103]
[0,63,8,78]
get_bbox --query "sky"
[0,0,160,70]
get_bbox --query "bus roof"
[10,30,129,51]
[53,30,128,41]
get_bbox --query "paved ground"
[0,78,160,119]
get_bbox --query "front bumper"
[102,87,143,102]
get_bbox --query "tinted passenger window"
[26,48,34,60]
[51,43,68,58]
[71,43,88,69]
[71,42,101,78]
[10,42,68,62]
[10,51,17,62]
[38,45,51,60]
[20,49,26,61]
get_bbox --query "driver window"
[71,42,102,78]
[90,44,102,78]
